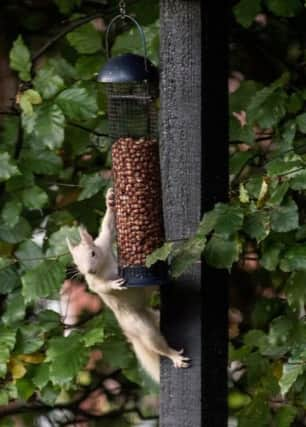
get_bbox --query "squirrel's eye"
[91,251,95,257]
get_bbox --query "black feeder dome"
[97,53,159,84]
[97,50,167,288]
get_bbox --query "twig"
[67,121,109,138]
[47,181,82,188]
[0,110,19,116]
[31,13,104,63]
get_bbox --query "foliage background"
[146,0,306,426]
[0,0,159,426]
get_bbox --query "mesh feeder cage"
[97,14,168,287]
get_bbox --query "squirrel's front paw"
[111,278,128,290]
[106,188,115,209]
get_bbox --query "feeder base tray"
[119,261,168,287]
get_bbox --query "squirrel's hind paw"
[171,350,191,369]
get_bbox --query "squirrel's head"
[66,226,104,276]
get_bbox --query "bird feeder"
[97,14,167,287]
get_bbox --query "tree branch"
[31,13,104,63]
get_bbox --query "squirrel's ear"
[79,226,93,245]
[66,237,74,253]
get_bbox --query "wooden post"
[159,1,202,426]
[159,1,228,426]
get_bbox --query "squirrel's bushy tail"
[129,337,160,383]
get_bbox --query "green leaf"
[23,104,65,150]
[0,327,16,378]
[112,20,160,65]
[239,183,250,203]
[19,89,42,115]
[271,198,299,232]
[56,87,98,121]
[290,170,306,190]
[0,390,8,406]
[14,324,44,354]
[76,54,106,80]
[214,204,244,237]
[2,291,25,325]
[251,299,285,331]
[39,383,59,406]
[32,364,50,389]
[284,272,306,313]
[244,211,270,242]
[36,310,61,332]
[245,175,264,199]
[204,234,241,269]
[46,225,79,264]
[251,89,287,128]
[234,0,262,28]
[47,57,77,81]
[33,65,65,99]
[260,240,284,271]
[15,240,43,269]
[83,327,104,347]
[282,120,296,148]
[78,172,105,201]
[0,418,14,427]
[21,185,48,209]
[230,151,254,177]
[54,0,81,14]
[0,152,20,182]
[15,378,35,400]
[102,336,134,370]
[269,181,289,205]
[198,209,218,235]
[266,159,302,177]
[67,23,102,54]
[168,210,217,276]
[1,199,22,228]
[9,35,31,81]
[0,217,31,243]
[280,355,306,396]
[47,333,89,386]
[243,329,267,348]
[146,242,173,268]
[230,116,255,144]
[19,147,63,175]
[171,234,206,278]
[21,260,65,303]
[230,80,262,113]
[296,112,306,133]
[0,116,19,156]
[237,397,271,427]
[0,264,21,294]
[266,0,302,17]
[6,172,34,192]
[287,92,303,114]
[275,405,298,427]
[247,75,289,127]
[280,244,306,271]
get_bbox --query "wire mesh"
[106,80,166,285]
[106,81,158,141]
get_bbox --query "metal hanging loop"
[105,14,148,71]
[119,0,126,17]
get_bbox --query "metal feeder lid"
[97,53,158,83]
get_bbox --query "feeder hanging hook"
[119,0,126,18]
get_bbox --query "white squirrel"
[66,188,190,383]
